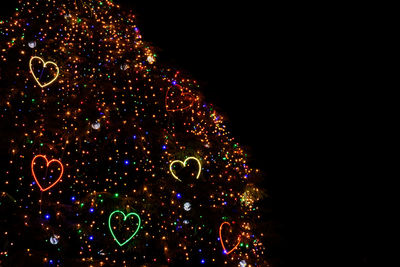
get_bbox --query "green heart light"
[108,210,141,246]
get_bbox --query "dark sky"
[125,1,273,169]
[123,1,295,200]
[1,1,381,266]
[109,5,301,264]
[118,4,310,264]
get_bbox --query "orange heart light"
[31,155,64,191]
[219,221,241,255]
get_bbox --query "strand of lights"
[0,0,267,264]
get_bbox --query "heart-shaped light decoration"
[165,84,198,112]
[219,221,241,255]
[31,155,64,192]
[29,56,60,88]
[108,210,141,247]
[169,156,201,182]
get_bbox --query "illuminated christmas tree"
[0,0,269,265]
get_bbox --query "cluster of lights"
[0,0,267,266]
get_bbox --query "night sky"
[1,1,381,266]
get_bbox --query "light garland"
[0,0,267,265]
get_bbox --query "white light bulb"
[120,63,128,71]
[28,41,36,49]
[147,55,155,64]
[183,202,191,211]
[50,235,59,245]
[91,121,101,130]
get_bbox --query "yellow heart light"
[29,56,60,88]
[169,156,202,182]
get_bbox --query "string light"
[0,0,267,265]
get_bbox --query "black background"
[1,1,384,266]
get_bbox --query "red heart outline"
[31,155,64,192]
[165,84,197,112]
[219,221,241,255]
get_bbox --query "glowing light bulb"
[50,235,59,245]
[28,41,36,48]
[183,202,191,211]
[147,55,155,64]
[120,63,129,71]
[91,121,101,130]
